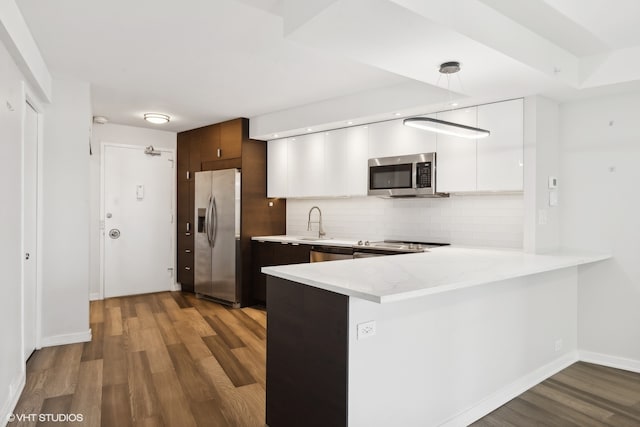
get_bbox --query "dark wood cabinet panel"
[252,241,310,305]
[177,132,197,292]
[177,132,190,182]
[196,118,244,165]
[219,118,244,160]
[198,124,221,164]
[266,277,348,427]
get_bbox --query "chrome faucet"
[307,206,326,238]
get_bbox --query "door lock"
[108,229,121,239]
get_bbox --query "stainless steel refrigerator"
[194,169,241,306]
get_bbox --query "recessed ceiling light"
[394,113,401,116]
[93,116,108,124]
[450,102,459,107]
[144,113,170,124]
[273,134,279,138]
[306,128,312,132]
[346,121,353,125]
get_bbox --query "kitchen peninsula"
[263,247,609,427]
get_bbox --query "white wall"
[523,96,561,253]
[90,123,176,298]
[560,91,640,366]
[0,38,28,423]
[40,79,92,346]
[287,194,524,248]
[348,267,578,426]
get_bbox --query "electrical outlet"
[555,339,563,352]
[357,321,376,340]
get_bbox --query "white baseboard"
[1,370,25,426]
[171,283,182,291]
[89,292,102,301]
[40,329,92,348]
[579,350,640,374]
[441,351,579,427]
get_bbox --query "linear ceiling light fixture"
[403,61,490,139]
[144,113,170,124]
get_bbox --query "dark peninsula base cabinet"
[266,276,348,427]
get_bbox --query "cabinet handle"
[184,267,191,271]
[185,232,191,236]
[185,249,191,253]
[217,148,221,158]
[186,222,190,231]
[186,171,190,180]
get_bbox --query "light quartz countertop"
[261,246,611,304]
[251,235,360,247]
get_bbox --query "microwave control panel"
[416,162,432,188]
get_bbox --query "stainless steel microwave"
[368,153,448,197]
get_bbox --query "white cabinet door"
[435,107,478,192]
[287,133,326,197]
[368,116,436,159]
[267,138,288,198]
[476,99,524,191]
[325,126,369,196]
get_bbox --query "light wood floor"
[13,292,266,427]
[472,361,640,426]
[13,291,640,426]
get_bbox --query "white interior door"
[23,102,38,361]
[103,145,174,298]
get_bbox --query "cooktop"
[354,240,449,253]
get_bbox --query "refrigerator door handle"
[205,195,213,247]
[211,197,218,247]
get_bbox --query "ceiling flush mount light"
[144,113,170,124]
[403,61,490,139]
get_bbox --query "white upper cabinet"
[287,132,326,198]
[265,99,524,198]
[476,99,524,191]
[435,107,478,193]
[267,138,288,198]
[325,126,369,196]
[368,116,437,159]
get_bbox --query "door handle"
[217,148,221,158]
[211,197,218,247]
[184,266,191,271]
[205,195,213,247]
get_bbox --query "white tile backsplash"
[286,194,524,248]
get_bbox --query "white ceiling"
[15,0,640,135]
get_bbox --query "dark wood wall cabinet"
[176,118,286,304]
[252,241,311,305]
